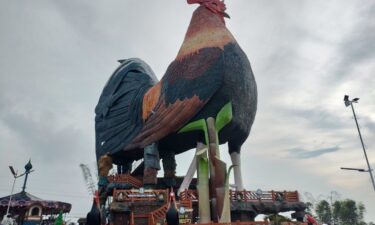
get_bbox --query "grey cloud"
[0,109,88,165]
[287,146,340,159]
[360,116,375,134]
[331,3,375,81]
[278,107,346,130]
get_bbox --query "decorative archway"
[29,205,42,217]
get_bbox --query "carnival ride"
[0,161,71,225]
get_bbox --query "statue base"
[105,174,307,225]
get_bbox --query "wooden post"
[196,143,211,223]
[206,117,231,223]
[178,143,204,195]
[207,117,219,222]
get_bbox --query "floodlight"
[344,95,350,107]
[9,166,17,177]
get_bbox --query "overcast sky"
[1,0,374,222]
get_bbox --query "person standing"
[305,213,318,225]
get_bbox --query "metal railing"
[179,189,299,203]
[107,174,143,188]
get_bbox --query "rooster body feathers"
[95,4,257,173]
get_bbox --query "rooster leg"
[161,150,177,187]
[143,143,161,187]
[98,154,113,206]
[229,151,244,191]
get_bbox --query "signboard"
[178,207,193,224]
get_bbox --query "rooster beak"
[223,12,230,18]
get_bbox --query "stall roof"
[0,191,71,214]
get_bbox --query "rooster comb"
[187,0,227,14]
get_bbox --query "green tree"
[358,202,365,222]
[315,200,332,224]
[330,199,369,225]
[311,197,372,225]
[305,201,314,216]
[339,199,358,225]
[332,200,341,225]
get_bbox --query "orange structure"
[105,174,307,225]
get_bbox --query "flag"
[55,211,63,225]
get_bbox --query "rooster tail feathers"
[95,58,158,160]
[118,58,158,83]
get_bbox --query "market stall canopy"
[0,191,71,215]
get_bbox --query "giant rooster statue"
[95,0,257,203]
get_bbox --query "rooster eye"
[212,2,217,6]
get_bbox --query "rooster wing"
[127,46,225,150]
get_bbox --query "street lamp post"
[6,161,34,216]
[6,167,25,215]
[343,95,375,191]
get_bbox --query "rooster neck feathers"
[176,5,235,60]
